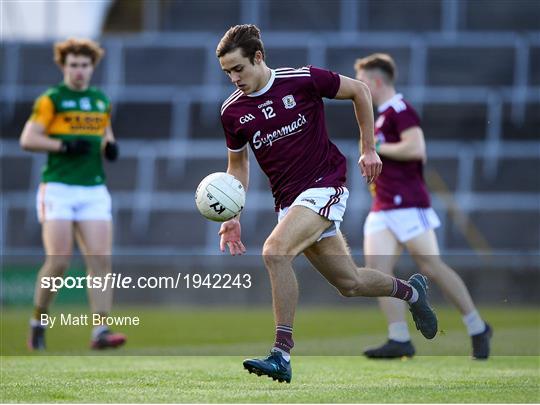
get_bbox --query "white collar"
[248,69,275,97]
[378,93,403,113]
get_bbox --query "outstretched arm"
[219,148,249,255]
[335,75,382,184]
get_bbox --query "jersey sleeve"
[29,95,55,128]
[309,66,341,99]
[221,113,248,152]
[395,106,421,134]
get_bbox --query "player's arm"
[102,125,119,161]
[219,147,249,256]
[334,75,382,184]
[226,147,249,191]
[378,126,426,162]
[19,121,63,152]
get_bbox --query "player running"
[20,38,126,351]
[216,25,438,383]
[354,53,491,360]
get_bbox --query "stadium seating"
[160,0,241,32]
[0,156,33,190]
[364,0,442,31]
[531,46,540,85]
[472,158,540,192]
[1,101,32,139]
[421,102,487,139]
[464,0,540,31]
[426,47,515,86]
[264,0,341,31]
[124,46,206,85]
[112,102,173,139]
[444,210,540,250]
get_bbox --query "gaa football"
[195,172,245,221]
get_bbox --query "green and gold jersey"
[30,83,111,185]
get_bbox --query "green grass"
[1,356,538,403]
[1,306,539,402]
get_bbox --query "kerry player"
[355,53,491,360]
[20,38,126,350]
[216,25,438,383]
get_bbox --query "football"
[195,172,245,221]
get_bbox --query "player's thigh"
[42,220,74,255]
[75,220,112,256]
[405,229,443,270]
[364,228,403,274]
[264,205,332,257]
[303,232,358,287]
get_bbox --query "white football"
[195,172,245,222]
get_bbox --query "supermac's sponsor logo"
[239,113,255,124]
[375,115,385,129]
[252,113,307,150]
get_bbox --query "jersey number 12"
[262,106,276,119]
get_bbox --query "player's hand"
[358,149,382,184]
[104,141,119,161]
[61,139,91,155]
[218,218,246,256]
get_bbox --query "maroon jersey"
[221,66,347,210]
[371,93,431,211]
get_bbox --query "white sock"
[30,318,46,328]
[463,310,486,336]
[388,321,411,342]
[408,287,419,303]
[92,325,109,339]
[272,347,291,362]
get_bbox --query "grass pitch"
[1,306,539,402]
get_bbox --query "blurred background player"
[354,53,492,360]
[216,25,438,383]
[20,38,125,350]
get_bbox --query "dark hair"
[216,24,265,64]
[354,53,397,84]
[54,38,104,67]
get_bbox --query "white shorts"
[278,186,349,240]
[36,182,112,223]
[363,207,441,243]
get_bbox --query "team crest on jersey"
[96,100,106,112]
[79,97,92,111]
[282,95,296,109]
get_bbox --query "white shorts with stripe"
[363,207,441,243]
[278,186,349,240]
[36,182,112,223]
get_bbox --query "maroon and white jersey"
[221,66,347,210]
[371,93,430,211]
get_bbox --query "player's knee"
[262,238,293,266]
[334,277,366,298]
[44,256,71,276]
[415,255,443,278]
